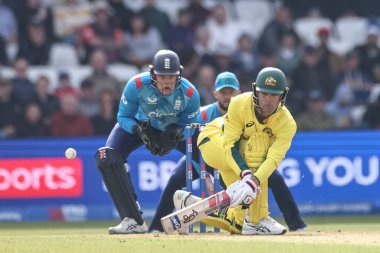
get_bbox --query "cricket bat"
[160,190,230,234]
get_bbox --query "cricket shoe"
[173,190,200,235]
[242,216,287,235]
[108,217,148,234]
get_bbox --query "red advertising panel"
[0,158,83,198]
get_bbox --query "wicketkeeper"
[94,50,201,234]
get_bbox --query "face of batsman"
[150,49,183,96]
[253,67,288,116]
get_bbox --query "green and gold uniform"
[197,92,296,232]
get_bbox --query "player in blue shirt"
[149,71,306,233]
[95,50,201,234]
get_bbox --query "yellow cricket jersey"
[223,92,297,184]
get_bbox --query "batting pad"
[95,147,144,225]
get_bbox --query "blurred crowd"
[1,0,380,139]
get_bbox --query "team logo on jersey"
[246,121,254,127]
[164,58,170,69]
[121,94,128,105]
[264,76,277,86]
[147,96,157,104]
[174,99,182,110]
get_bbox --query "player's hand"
[133,120,161,155]
[157,124,184,156]
[205,175,215,196]
[226,177,259,208]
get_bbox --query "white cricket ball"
[65,148,77,159]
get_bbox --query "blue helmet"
[149,50,183,88]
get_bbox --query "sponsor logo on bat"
[170,215,181,229]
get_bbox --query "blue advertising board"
[0,131,379,221]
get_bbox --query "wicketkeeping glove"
[156,124,184,156]
[132,120,160,155]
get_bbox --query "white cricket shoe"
[108,217,148,234]
[242,216,287,235]
[173,190,200,235]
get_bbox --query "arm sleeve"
[117,80,139,133]
[223,97,249,176]
[255,119,297,183]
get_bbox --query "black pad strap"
[95,147,144,225]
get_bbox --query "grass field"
[1,216,379,253]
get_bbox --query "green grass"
[1,216,380,253]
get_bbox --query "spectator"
[195,64,216,105]
[52,0,93,43]
[168,8,195,61]
[15,0,55,45]
[0,36,7,65]
[193,25,212,58]
[78,79,100,118]
[316,27,343,76]
[140,0,172,44]
[80,1,124,63]
[122,12,163,67]
[16,102,49,138]
[54,72,80,97]
[335,50,372,106]
[0,0,17,44]
[17,18,52,65]
[232,33,259,80]
[0,78,21,139]
[296,90,336,131]
[291,45,335,113]
[32,75,59,123]
[369,64,380,103]
[206,4,243,54]
[277,32,301,75]
[85,49,121,98]
[185,0,210,29]
[50,94,93,137]
[11,58,35,105]
[108,0,134,32]
[362,93,380,129]
[258,5,296,54]
[91,89,117,135]
[355,25,380,77]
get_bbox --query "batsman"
[177,67,297,234]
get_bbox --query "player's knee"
[95,147,124,169]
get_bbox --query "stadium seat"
[335,17,368,47]
[235,0,273,23]
[234,0,273,39]
[49,43,79,68]
[0,67,14,79]
[294,17,334,47]
[123,0,147,12]
[155,0,188,24]
[109,63,140,82]
[66,66,92,88]
[28,66,59,90]
[203,0,236,20]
